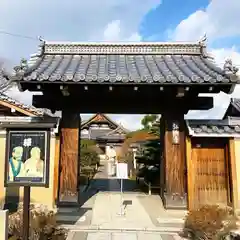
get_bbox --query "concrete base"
[0,210,8,240]
[163,193,187,210]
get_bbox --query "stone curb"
[60,224,182,233]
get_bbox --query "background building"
[81,114,129,159]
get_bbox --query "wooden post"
[162,112,187,209]
[58,111,80,204]
[229,138,238,211]
[185,136,194,210]
[22,186,30,240]
[159,115,165,199]
[53,135,60,204]
[149,182,151,195]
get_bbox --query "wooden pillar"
[58,111,80,204]
[162,112,187,209]
[53,135,60,204]
[159,116,165,198]
[185,136,194,210]
[229,138,239,211]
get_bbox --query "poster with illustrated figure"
[5,130,50,187]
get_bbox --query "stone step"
[57,207,80,213]
[157,218,184,224]
[60,225,182,233]
[56,214,87,224]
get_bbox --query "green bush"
[81,139,96,149]
[144,168,160,185]
[80,147,100,167]
[182,204,238,240]
[8,204,68,240]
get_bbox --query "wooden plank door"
[191,138,230,209]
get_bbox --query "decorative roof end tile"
[37,36,46,56]
[198,33,207,47]
[223,59,239,75]
[13,58,29,75]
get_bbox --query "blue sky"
[140,0,209,41]
[0,0,240,130]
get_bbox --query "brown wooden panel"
[58,112,80,204]
[191,138,229,209]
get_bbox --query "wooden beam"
[186,136,194,210]
[32,95,213,114]
[19,82,233,94]
[0,100,37,116]
[229,138,238,211]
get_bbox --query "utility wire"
[1,30,240,66]
[0,30,39,41]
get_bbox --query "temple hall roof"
[12,39,239,84]
[81,128,126,141]
[81,113,119,129]
[81,114,129,141]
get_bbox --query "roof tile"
[0,92,53,117]
[186,118,240,136]
[13,41,239,84]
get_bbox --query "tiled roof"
[223,98,240,119]
[105,125,129,135]
[81,128,111,140]
[186,118,240,137]
[81,114,119,129]
[12,40,239,84]
[97,126,127,140]
[81,126,127,141]
[0,92,53,117]
[231,98,240,111]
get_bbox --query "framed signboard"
[4,130,50,187]
[116,163,128,179]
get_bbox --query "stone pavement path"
[69,231,183,240]
[64,161,185,239]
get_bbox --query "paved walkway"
[62,161,186,239]
[68,231,183,240]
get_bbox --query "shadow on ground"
[56,165,147,226]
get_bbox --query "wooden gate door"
[191,138,230,209]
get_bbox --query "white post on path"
[116,162,128,216]
[120,178,123,215]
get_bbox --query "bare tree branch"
[0,59,15,93]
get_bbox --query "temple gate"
[11,39,239,209]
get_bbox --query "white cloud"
[210,47,240,68]
[186,46,240,119]
[81,114,143,131]
[0,0,160,130]
[113,115,143,130]
[169,0,240,120]
[103,20,122,41]
[170,0,240,42]
[103,20,142,41]
[0,0,160,60]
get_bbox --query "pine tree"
[136,117,160,166]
